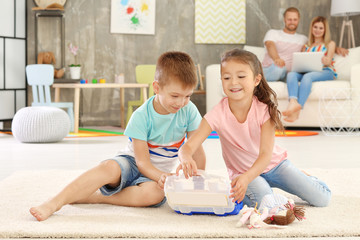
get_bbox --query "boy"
[30,51,206,221]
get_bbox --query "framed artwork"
[195,0,246,44]
[111,0,156,35]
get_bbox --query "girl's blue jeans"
[286,69,335,107]
[243,160,331,207]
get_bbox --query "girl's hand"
[322,56,331,66]
[230,175,250,203]
[176,158,198,179]
[157,173,173,189]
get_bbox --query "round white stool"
[12,106,70,143]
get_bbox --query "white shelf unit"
[0,0,27,126]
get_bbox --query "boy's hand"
[157,173,173,189]
[229,175,250,203]
[176,158,198,179]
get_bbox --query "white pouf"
[12,106,71,143]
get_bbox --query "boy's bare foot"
[29,202,58,221]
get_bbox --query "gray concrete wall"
[26,0,360,127]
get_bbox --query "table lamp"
[331,0,360,48]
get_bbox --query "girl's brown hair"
[307,16,331,48]
[155,51,197,89]
[221,48,284,131]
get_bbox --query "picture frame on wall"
[195,0,246,44]
[110,0,156,35]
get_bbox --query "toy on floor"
[236,204,272,229]
[263,199,306,225]
[236,193,306,229]
[164,170,243,216]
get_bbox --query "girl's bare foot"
[283,109,301,122]
[282,99,302,116]
[29,202,58,221]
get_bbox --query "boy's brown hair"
[155,51,198,89]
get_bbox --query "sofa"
[206,45,360,128]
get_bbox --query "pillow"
[334,46,360,81]
[243,45,266,62]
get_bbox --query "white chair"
[26,64,74,132]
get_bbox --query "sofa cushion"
[268,82,288,99]
[269,80,351,100]
[309,80,351,100]
[243,45,265,62]
[334,46,360,81]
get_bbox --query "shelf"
[34,10,65,68]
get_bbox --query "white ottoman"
[12,106,71,143]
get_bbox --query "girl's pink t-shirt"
[204,97,287,180]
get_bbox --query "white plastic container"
[164,170,243,216]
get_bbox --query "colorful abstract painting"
[195,0,246,44]
[111,0,155,35]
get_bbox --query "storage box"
[164,170,243,216]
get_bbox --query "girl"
[177,48,331,207]
[283,16,337,122]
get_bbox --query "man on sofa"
[262,7,348,82]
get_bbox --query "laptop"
[291,52,324,72]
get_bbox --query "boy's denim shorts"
[99,155,166,207]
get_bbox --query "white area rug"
[0,169,359,238]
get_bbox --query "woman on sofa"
[282,16,337,122]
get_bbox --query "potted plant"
[68,43,81,79]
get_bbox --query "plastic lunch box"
[164,170,243,216]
